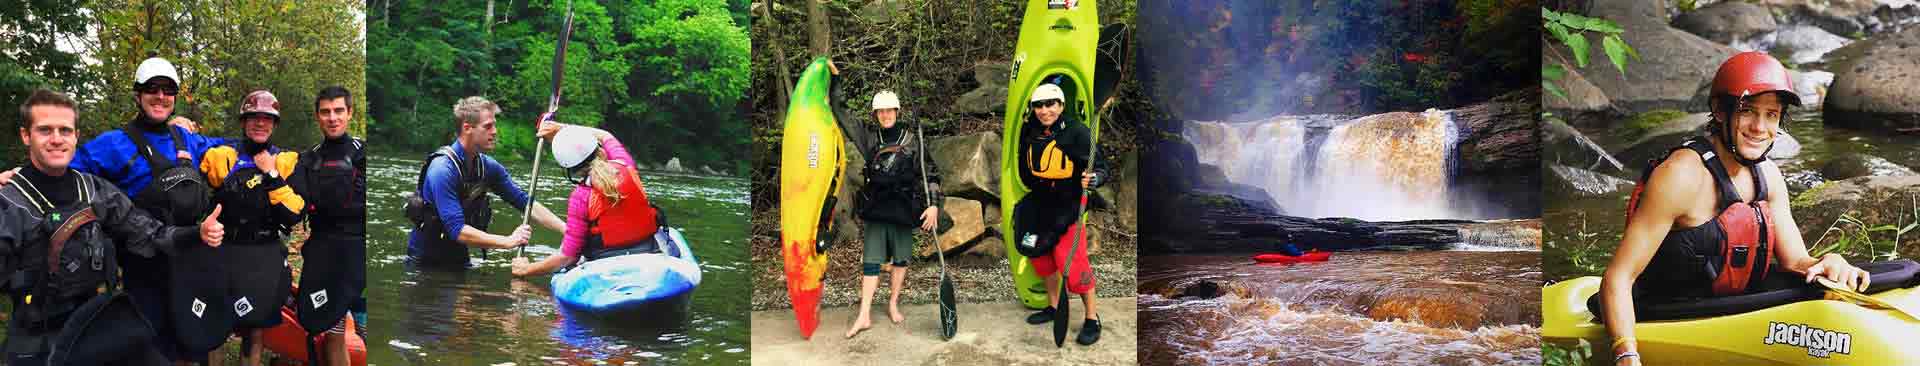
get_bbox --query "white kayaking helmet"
[1030,83,1064,103]
[871,90,900,110]
[134,57,179,85]
[552,126,601,170]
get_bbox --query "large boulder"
[953,61,1012,115]
[1673,1,1779,44]
[1561,0,1740,113]
[1610,111,1711,171]
[929,131,1000,202]
[1451,90,1544,218]
[1823,26,1920,133]
[1543,60,1614,114]
[924,197,987,257]
[1791,175,1920,259]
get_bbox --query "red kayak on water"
[1252,251,1331,264]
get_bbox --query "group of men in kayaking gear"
[2,57,367,365]
[1600,51,1876,366]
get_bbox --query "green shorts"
[862,221,914,274]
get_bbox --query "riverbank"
[750,297,1138,366]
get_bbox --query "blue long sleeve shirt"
[405,140,531,259]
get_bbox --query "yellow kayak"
[1544,275,1920,365]
[779,57,843,339]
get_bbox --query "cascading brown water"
[1139,252,1542,366]
[1185,110,1461,220]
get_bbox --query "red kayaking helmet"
[1708,52,1799,166]
[1711,52,1801,107]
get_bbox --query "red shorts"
[1029,224,1096,295]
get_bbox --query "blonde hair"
[585,149,626,205]
[452,96,500,127]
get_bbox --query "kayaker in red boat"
[1599,52,1871,366]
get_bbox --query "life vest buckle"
[1731,246,1749,268]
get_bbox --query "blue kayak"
[550,227,701,317]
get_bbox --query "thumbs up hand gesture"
[200,204,225,247]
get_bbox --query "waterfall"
[1185,109,1461,220]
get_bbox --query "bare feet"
[888,304,905,325]
[845,314,872,339]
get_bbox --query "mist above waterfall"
[1185,109,1466,221]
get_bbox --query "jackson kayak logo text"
[806,133,821,168]
[1764,321,1852,358]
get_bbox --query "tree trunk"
[764,0,791,119]
[485,0,494,35]
[806,0,831,58]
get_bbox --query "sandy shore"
[751,297,1137,365]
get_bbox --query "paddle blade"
[940,274,957,340]
[1053,281,1069,347]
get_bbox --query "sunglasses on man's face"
[1029,100,1061,109]
[136,82,179,96]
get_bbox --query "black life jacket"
[403,146,492,266]
[123,123,211,226]
[215,145,291,245]
[2,172,118,335]
[859,127,924,224]
[301,137,366,235]
[1628,136,1777,299]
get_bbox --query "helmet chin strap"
[1719,91,1773,167]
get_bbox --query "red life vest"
[1627,137,1777,298]
[585,165,658,255]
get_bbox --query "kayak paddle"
[917,121,957,340]
[1055,117,1098,348]
[518,0,576,259]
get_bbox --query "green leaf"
[1543,8,1563,23]
[1603,34,1630,74]
[1585,17,1624,34]
[1565,34,1590,67]
[1543,64,1565,80]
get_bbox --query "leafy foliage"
[2,0,368,158]
[1541,7,1636,99]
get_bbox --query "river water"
[364,153,750,365]
[1139,252,1542,366]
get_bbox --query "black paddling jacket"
[855,122,942,225]
[291,135,366,237]
[0,169,199,347]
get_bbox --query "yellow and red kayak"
[779,57,844,339]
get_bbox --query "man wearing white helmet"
[509,118,663,278]
[21,56,231,363]
[843,90,942,339]
[1012,82,1110,346]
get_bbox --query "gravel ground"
[750,210,1138,311]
